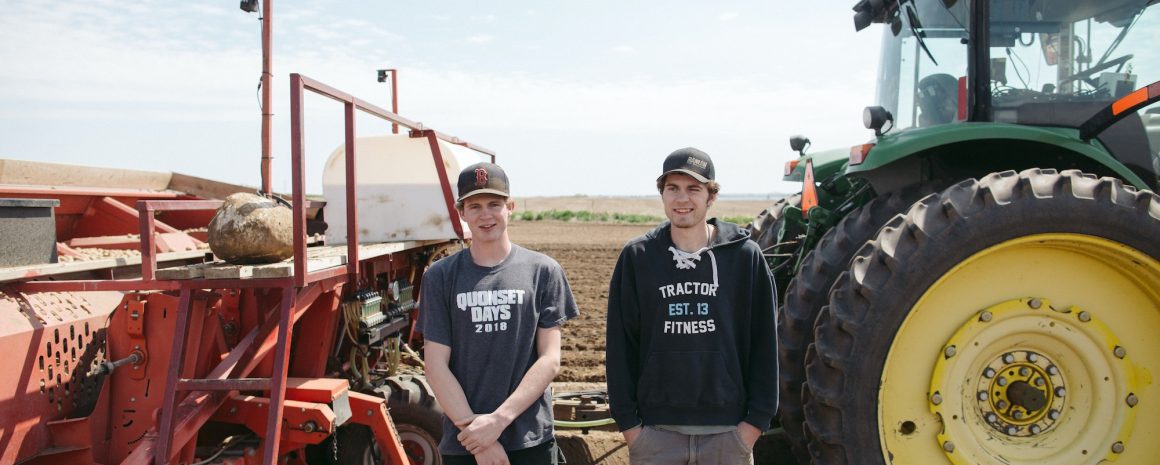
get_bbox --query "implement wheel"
[749,193,802,298]
[805,169,1160,465]
[385,375,444,465]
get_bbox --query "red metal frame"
[4,74,496,465]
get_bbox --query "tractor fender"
[848,122,1150,191]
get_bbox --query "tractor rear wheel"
[385,375,444,465]
[804,169,1160,465]
[777,187,931,463]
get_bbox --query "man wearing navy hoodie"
[606,147,778,464]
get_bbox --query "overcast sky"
[0,0,881,196]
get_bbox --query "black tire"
[748,194,802,300]
[804,169,1160,464]
[776,187,931,463]
[385,375,444,465]
[305,424,382,465]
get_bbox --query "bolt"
[978,391,989,401]
[979,311,993,322]
[301,421,317,433]
[1055,387,1066,398]
[1114,346,1126,359]
[944,346,957,358]
[1013,411,1023,420]
[1035,378,1045,387]
[931,392,943,405]
[367,409,373,416]
[1027,353,1039,363]
[134,345,141,350]
[1019,367,1030,377]
[1003,353,1015,364]
[1126,394,1138,407]
[998,377,1009,386]
[130,397,135,403]
[229,407,238,415]
[1030,425,1042,434]
[984,368,996,378]
[1006,425,1018,435]
[997,400,1009,410]
[1112,442,1125,454]
[1078,311,1091,322]
[1029,298,1042,309]
[943,441,955,452]
[986,413,998,423]
[1047,365,1059,375]
[1049,410,1060,420]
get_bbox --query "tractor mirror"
[790,135,811,155]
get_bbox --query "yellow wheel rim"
[879,234,1160,464]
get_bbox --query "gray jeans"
[628,427,754,465]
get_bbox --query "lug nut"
[979,311,993,322]
[1055,387,1066,398]
[1049,409,1060,420]
[1078,311,1091,322]
[931,392,943,405]
[1003,353,1015,364]
[1035,377,1045,387]
[1114,346,1126,359]
[998,377,1008,386]
[944,346,957,358]
[986,413,998,423]
[1030,425,1042,434]
[978,391,989,401]
[1029,298,1042,309]
[1006,425,1018,435]
[943,441,955,452]
[1112,442,1125,454]
[1019,367,1030,377]
[1047,365,1059,375]
[984,368,996,378]
[1013,411,1023,419]
[1027,353,1039,363]
[997,400,1009,410]
[1126,394,1138,407]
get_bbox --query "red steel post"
[344,101,359,281]
[290,74,307,288]
[260,286,296,464]
[423,130,466,239]
[260,0,273,195]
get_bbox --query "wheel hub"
[976,350,1064,436]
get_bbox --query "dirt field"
[517,196,775,219]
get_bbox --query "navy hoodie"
[605,218,778,432]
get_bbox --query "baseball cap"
[657,147,715,183]
[457,162,510,202]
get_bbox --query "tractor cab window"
[991,0,1159,181]
[875,0,970,130]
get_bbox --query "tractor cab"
[866,0,1159,182]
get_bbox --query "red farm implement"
[0,74,494,465]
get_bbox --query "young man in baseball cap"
[419,162,579,464]
[605,148,779,464]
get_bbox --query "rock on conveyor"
[208,193,294,264]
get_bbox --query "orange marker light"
[849,143,874,166]
[785,159,800,176]
[801,159,818,218]
[1112,87,1148,116]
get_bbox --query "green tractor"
[750,0,1160,464]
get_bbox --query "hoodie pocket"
[637,351,741,408]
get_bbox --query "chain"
[332,428,339,462]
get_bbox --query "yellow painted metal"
[878,234,1160,465]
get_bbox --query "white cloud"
[611,45,635,54]
[467,34,494,44]
[471,14,497,23]
[719,12,739,21]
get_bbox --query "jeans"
[628,427,754,465]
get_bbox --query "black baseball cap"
[457,162,510,202]
[657,147,715,183]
